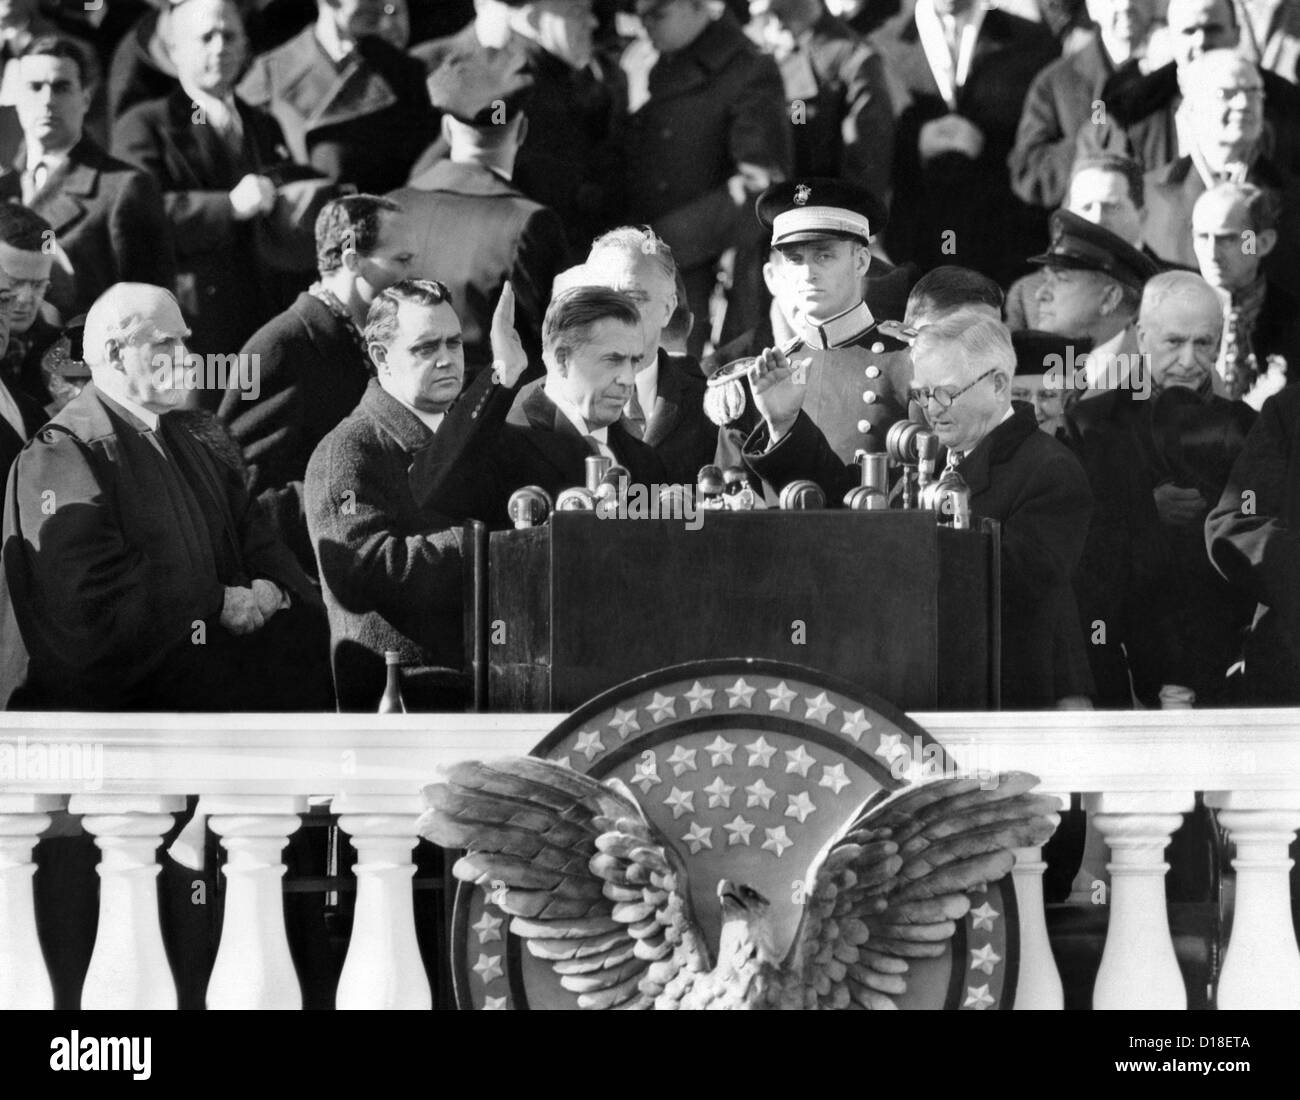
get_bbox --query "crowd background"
[0,0,1297,716]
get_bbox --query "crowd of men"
[0,0,1299,715]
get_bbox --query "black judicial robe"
[0,384,330,710]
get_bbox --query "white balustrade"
[334,795,431,1010]
[205,796,307,1010]
[0,709,1298,1011]
[1206,790,1300,1009]
[71,793,185,1010]
[0,793,63,1009]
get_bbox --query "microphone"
[696,464,727,510]
[779,479,825,510]
[506,485,554,529]
[555,487,597,511]
[722,465,757,510]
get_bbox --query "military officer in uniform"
[706,178,912,482]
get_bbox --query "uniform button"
[871,342,884,353]
[862,390,877,404]
[857,419,872,433]
[864,365,880,379]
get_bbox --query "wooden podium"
[476,510,1000,713]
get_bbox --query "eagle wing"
[418,757,707,1009]
[785,771,1059,1009]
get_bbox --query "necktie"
[23,160,46,205]
[584,433,604,457]
[624,388,646,440]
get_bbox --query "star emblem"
[702,776,735,809]
[726,678,756,708]
[472,911,503,944]
[704,735,736,766]
[483,995,507,1010]
[472,953,504,984]
[840,709,872,742]
[970,944,1002,975]
[632,752,662,793]
[970,902,999,932]
[784,744,816,778]
[875,732,908,764]
[762,826,793,858]
[684,681,716,713]
[803,692,834,724]
[746,736,777,768]
[609,707,640,739]
[664,786,695,819]
[574,729,605,761]
[723,815,755,846]
[646,692,677,723]
[818,763,851,795]
[766,681,796,712]
[785,791,817,824]
[681,822,713,854]
[963,984,995,1010]
[746,778,776,809]
[666,744,698,776]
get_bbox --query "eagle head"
[716,878,779,967]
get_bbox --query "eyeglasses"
[1211,86,1264,104]
[911,367,997,410]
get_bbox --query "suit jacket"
[0,384,329,710]
[0,315,63,410]
[112,89,294,368]
[305,372,518,711]
[218,292,373,570]
[782,9,896,203]
[1207,384,1300,703]
[238,27,436,194]
[414,27,620,253]
[752,401,1094,706]
[107,9,178,124]
[872,6,1059,284]
[1143,154,1300,299]
[493,381,668,522]
[0,376,46,479]
[639,348,717,485]
[1068,385,1257,705]
[0,136,177,320]
[1009,33,1138,209]
[389,160,569,381]
[1237,0,1300,82]
[618,12,792,274]
[1084,62,1300,178]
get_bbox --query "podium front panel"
[488,511,995,712]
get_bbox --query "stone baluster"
[1088,791,1194,1009]
[1207,790,1300,1009]
[1011,792,1067,1010]
[335,795,431,1010]
[0,794,65,1009]
[72,794,184,1009]
[206,796,306,1010]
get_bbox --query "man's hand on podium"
[749,345,810,445]
[490,281,528,388]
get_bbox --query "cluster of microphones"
[505,423,971,529]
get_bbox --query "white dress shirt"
[914,0,988,110]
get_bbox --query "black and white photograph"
[0,0,1294,1075]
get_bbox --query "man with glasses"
[0,203,59,409]
[743,306,1095,707]
[1142,49,1300,298]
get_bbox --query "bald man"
[1066,270,1257,707]
[0,282,332,710]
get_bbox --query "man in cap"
[709,178,911,484]
[390,42,568,385]
[415,0,617,256]
[1066,270,1257,706]
[0,281,333,710]
[1029,207,1158,400]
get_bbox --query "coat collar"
[954,401,1039,494]
[405,159,522,198]
[798,300,876,350]
[358,378,434,453]
[649,12,752,97]
[264,27,400,137]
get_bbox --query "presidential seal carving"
[425,659,1048,1010]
